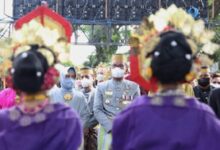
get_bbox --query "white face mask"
[212,83,220,88]
[81,78,93,88]
[97,74,104,82]
[111,67,125,78]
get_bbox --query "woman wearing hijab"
[50,72,89,125]
[112,5,220,150]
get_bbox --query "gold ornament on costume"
[0,39,13,76]
[129,4,219,81]
[64,93,73,101]
[185,72,196,82]
[145,67,153,79]
[11,20,71,66]
[0,20,71,76]
[23,93,48,101]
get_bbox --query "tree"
[208,0,220,62]
[210,15,220,62]
[208,0,220,18]
[83,25,130,67]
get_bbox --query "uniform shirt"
[81,89,98,128]
[50,88,89,127]
[94,79,140,132]
[112,95,220,150]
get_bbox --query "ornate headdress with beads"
[0,5,73,91]
[129,4,219,92]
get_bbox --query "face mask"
[75,80,82,90]
[198,78,210,87]
[81,78,92,88]
[212,83,220,88]
[60,74,75,90]
[111,67,125,78]
[97,74,104,82]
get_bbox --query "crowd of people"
[0,3,220,150]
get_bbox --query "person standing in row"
[94,54,140,150]
[50,72,90,125]
[80,67,98,150]
[211,72,220,88]
[193,66,214,104]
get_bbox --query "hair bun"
[12,49,48,93]
[151,31,193,84]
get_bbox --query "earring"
[185,72,196,82]
[145,67,153,79]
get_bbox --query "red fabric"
[14,6,72,42]
[129,48,158,92]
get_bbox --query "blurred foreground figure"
[0,5,82,150]
[0,88,16,109]
[112,5,220,150]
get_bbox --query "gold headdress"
[0,5,73,77]
[129,4,219,83]
[0,5,74,92]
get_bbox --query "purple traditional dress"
[0,103,82,150]
[112,92,220,150]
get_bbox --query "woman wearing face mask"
[94,54,140,150]
[50,73,91,125]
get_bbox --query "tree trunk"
[214,0,220,18]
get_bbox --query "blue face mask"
[60,74,75,90]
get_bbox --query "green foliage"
[208,0,214,6]
[83,25,130,67]
[212,14,220,42]
[207,0,220,63]
[62,61,74,67]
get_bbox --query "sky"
[0,0,129,65]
